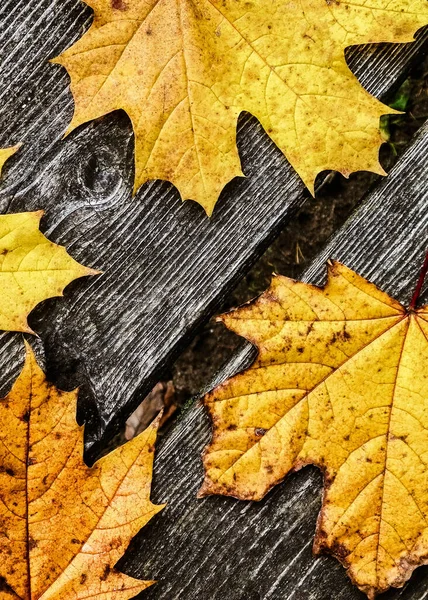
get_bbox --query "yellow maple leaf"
[0,145,19,178]
[0,211,98,333]
[200,260,428,598]
[0,343,164,600]
[53,0,428,215]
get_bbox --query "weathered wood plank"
[122,120,428,599]
[0,1,426,459]
[0,3,426,598]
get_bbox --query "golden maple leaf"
[54,0,428,215]
[0,211,98,333]
[0,343,164,600]
[0,146,19,178]
[200,260,428,598]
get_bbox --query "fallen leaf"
[0,211,98,333]
[201,260,428,598]
[54,0,428,215]
[0,343,164,600]
[0,145,19,177]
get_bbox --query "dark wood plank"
[0,1,426,459]
[126,119,428,600]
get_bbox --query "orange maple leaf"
[0,343,164,600]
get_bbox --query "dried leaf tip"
[0,144,20,177]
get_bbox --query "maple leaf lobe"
[201,262,428,597]
[55,0,428,214]
[0,211,98,333]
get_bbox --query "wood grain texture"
[0,2,427,599]
[124,120,428,600]
[0,1,426,459]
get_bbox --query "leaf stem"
[409,250,428,310]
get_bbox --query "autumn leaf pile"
[0,0,427,599]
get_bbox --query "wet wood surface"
[0,0,426,458]
[0,1,427,598]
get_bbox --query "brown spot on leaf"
[28,537,38,551]
[0,577,15,594]
[111,0,128,9]
[330,541,349,560]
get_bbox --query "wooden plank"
[0,1,426,459]
[121,119,428,599]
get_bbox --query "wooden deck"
[0,1,427,598]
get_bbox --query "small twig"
[295,242,305,265]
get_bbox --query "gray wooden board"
[0,0,426,459]
[0,2,427,599]
[126,120,428,600]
